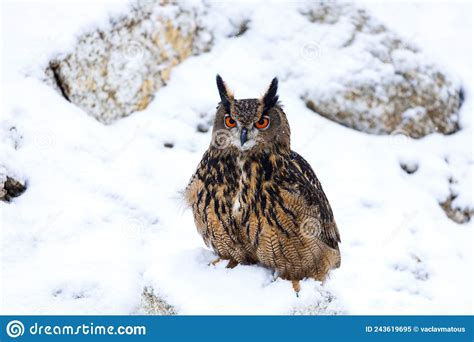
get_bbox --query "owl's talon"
[209,257,222,266]
[292,280,301,297]
[226,259,238,269]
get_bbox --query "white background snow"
[0,0,472,314]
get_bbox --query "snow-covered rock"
[301,2,462,138]
[139,287,176,315]
[441,195,473,224]
[45,1,462,139]
[440,177,474,224]
[44,1,214,124]
[0,167,26,202]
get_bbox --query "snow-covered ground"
[1,0,472,314]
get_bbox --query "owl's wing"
[288,151,341,250]
[184,150,213,247]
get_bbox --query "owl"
[185,75,341,294]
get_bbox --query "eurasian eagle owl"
[185,75,341,293]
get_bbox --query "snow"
[402,107,426,121]
[1,0,472,315]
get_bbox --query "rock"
[196,123,209,133]
[44,0,214,124]
[291,286,346,315]
[43,1,462,136]
[400,161,418,174]
[0,175,26,202]
[301,2,462,138]
[139,286,176,315]
[440,194,473,224]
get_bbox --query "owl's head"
[211,75,291,153]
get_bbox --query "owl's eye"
[255,116,270,130]
[224,115,237,128]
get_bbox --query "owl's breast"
[230,156,272,237]
[229,163,245,225]
[232,196,241,214]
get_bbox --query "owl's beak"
[240,127,248,146]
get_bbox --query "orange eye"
[224,115,237,128]
[255,116,270,130]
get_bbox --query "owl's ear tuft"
[262,77,279,113]
[216,74,233,112]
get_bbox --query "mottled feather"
[185,76,341,282]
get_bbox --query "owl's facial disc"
[214,75,288,152]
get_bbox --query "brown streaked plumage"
[185,75,341,293]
